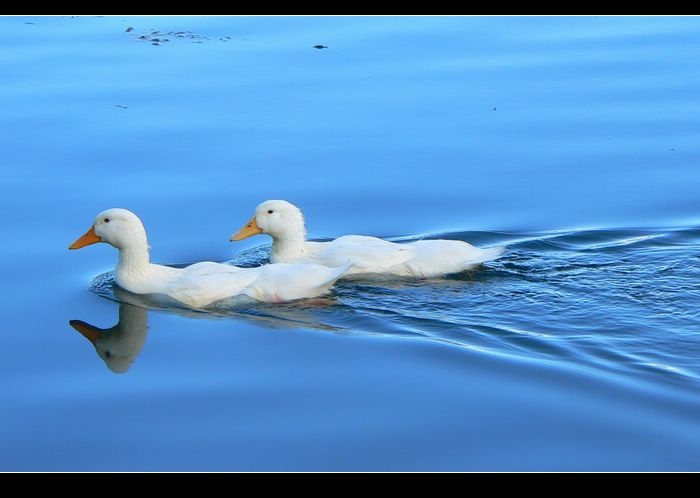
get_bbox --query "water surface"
[1,15,699,471]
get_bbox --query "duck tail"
[330,260,354,281]
[471,245,506,265]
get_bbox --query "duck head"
[230,199,306,242]
[69,208,148,251]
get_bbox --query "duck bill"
[230,217,263,241]
[69,225,102,250]
[69,319,103,344]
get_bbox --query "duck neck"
[270,230,307,263]
[115,245,151,289]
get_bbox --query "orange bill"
[230,217,262,241]
[69,319,103,344]
[69,225,101,250]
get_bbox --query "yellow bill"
[69,225,102,250]
[230,217,263,241]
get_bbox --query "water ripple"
[88,224,700,389]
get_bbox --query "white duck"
[69,208,351,308]
[230,200,505,279]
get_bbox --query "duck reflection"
[70,301,148,374]
[70,276,350,373]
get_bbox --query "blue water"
[1,15,699,471]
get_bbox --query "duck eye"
[267,210,274,214]
[104,218,111,223]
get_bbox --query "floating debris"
[167,30,209,41]
[125,26,134,32]
[130,28,212,45]
[313,44,328,49]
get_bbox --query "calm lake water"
[1,15,699,471]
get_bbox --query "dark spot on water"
[125,26,134,32]
[132,27,213,46]
[114,105,128,109]
[24,22,34,25]
[492,107,497,110]
[313,44,328,49]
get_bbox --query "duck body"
[231,200,504,279]
[128,261,347,306]
[70,208,349,308]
